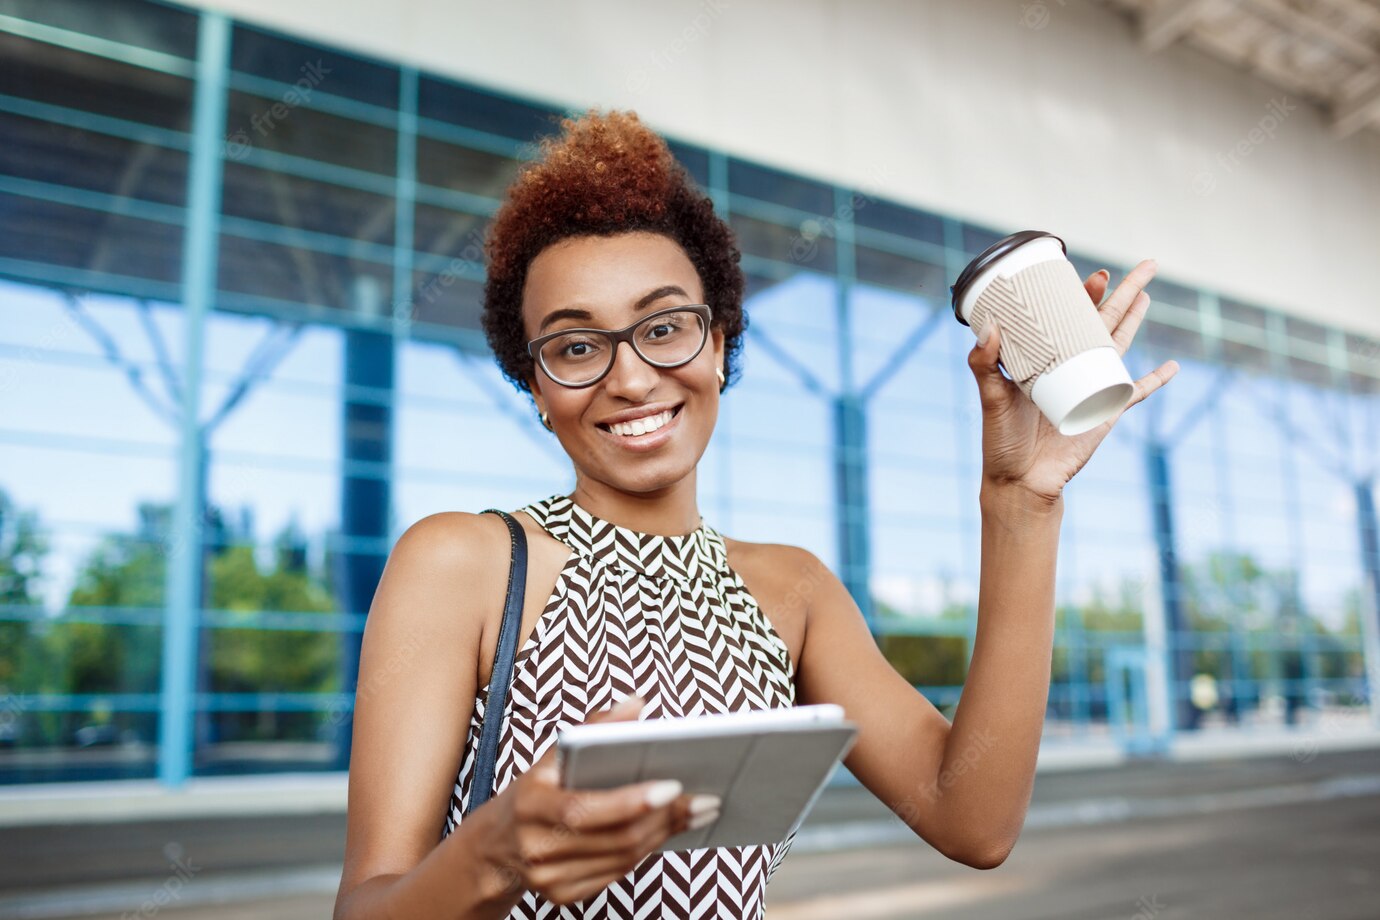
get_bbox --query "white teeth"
[608,408,674,437]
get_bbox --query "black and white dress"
[443,491,799,919]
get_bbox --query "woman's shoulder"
[720,536,825,606]
[393,510,509,565]
[382,512,520,617]
[373,512,518,666]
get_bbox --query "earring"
[716,365,725,390]
[540,410,552,431]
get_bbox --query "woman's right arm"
[333,511,523,920]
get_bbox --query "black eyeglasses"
[526,304,713,389]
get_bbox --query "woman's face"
[523,231,725,494]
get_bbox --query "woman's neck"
[569,474,702,536]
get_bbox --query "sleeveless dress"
[442,491,799,919]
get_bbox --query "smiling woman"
[335,108,810,920]
[334,105,1176,920]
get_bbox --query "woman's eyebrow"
[537,284,690,334]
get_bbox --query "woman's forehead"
[523,233,702,324]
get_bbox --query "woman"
[333,108,1178,919]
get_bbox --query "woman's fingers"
[1098,259,1157,333]
[1109,290,1152,355]
[516,788,696,906]
[1123,359,1181,411]
[541,790,693,861]
[534,798,687,866]
[548,779,690,834]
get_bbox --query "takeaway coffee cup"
[950,230,1135,436]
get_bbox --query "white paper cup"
[950,230,1134,435]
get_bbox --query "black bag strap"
[465,508,527,816]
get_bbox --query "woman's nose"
[602,339,659,394]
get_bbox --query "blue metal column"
[1145,441,1198,732]
[331,69,411,770]
[830,187,874,633]
[392,67,417,335]
[834,394,872,630]
[1320,328,1380,723]
[159,11,230,787]
[1355,483,1380,697]
[335,281,393,771]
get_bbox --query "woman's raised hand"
[478,695,719,906]
[968,259,1180,507]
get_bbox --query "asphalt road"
[3,748,1378,919]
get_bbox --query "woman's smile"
[594,404,684,451]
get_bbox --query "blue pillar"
[833,393,873,631]
[335,279,394,770]
[828,187,874,634]
[1145,441,1198,732]
[1355,482,1380,709]
[159,11,230,788]
[329,67,414,770]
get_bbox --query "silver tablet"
[556,703,858,852]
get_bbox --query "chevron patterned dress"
[442,491,799,919]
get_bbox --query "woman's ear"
[527,375,547,418]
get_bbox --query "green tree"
[50,503,339,743]
[59,503,176,698]
[0,488,52,745]
[207,517,339,740]
[0,487,49,687]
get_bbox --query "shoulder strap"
[466,508,527,816]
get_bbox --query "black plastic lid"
[949,230,1067,327]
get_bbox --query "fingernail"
[1097,269,1110,280]
[977,321,994,347]
[644,780,683,808]
[688,808,720,830]
[688,794,721,816]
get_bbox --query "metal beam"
[1140,0,1213,53]
[1144,440,1199,732]
[335,276,394,771]
[1244,0,1380,69]
[1354,482,1380,728]
[159,10,230,789]
[1333,67,1380,138]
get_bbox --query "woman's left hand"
[967,258,1180,508]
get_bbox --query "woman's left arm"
[937,483,1063,866]
[795,260,1179,868]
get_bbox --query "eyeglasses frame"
[525,303,714,389]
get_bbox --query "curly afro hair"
[480,107,746,399]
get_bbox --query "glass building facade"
[0,0,1375,786]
